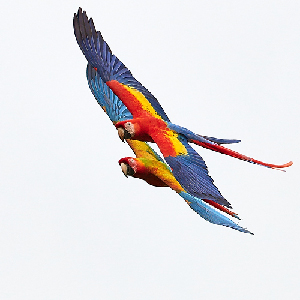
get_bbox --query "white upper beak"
[117,127,125,142]
[120,163,128,177]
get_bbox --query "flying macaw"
[86,63,252,234]
[73,8,292,209]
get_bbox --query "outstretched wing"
[179,192,253,234]
[126,140,166,164]
[74,8,170,122]
[124,155,248,232]
[163,136,232,208]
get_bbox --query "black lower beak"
[124,129,131,139]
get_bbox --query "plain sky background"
[1,1,299,299]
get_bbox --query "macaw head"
[118,157,169,187]
[115,121,137,142]
[115,119,154,143]
[118,157,138,177]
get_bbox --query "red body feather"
[107,80,150,118]
[116,118,181,157]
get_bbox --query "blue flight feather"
[165,137,231,208]
[87,63,166,164]
[86,64,133,123]
[201,136,241,144]
[179,192,253,234]
[168,123,241,145]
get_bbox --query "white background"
[1,1,299,299]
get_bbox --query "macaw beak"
[120,162,135,177]
[120,163,128,177]
[117,127,125,142]
[117,127,131,142]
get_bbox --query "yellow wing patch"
[126,140,185,193]
[122,84,163,119]
[126,140,160,160]
[164,129,188,156]
[140,158,185,193]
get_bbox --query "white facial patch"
[128,158,138,172]
[124,122,135,137]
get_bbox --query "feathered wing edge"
[179,192,253,234]
[164,138,233,208]
[86,64,133,123]
[74,8,170,122]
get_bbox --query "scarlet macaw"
[73,8,292,209]
[86,63,252,234]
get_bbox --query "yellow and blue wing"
[164,136,232,207]
[74,8,169,121]
[126,140,166,164]
[132,157,252,234]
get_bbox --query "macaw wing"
[126,140,166,164]
[163,137,232,208]
[74,8,170,122]
[129,157,245,230]
[179,192,253,234]
[86,63,132,123]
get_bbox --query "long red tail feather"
[203,199,240,219]
[191,140,293,170]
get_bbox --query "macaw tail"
[167,123,292,170]
[191,140,293,170]
[203,199,240,220]
[179,192,253,234]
